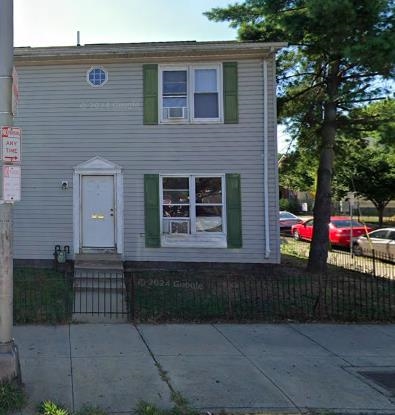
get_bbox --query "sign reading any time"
[2,165,21,202]
[1,126,22,163]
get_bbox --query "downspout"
[263,59,271,258]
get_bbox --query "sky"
[14,0,237,47]
[13,0,288,151]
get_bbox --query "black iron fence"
[13,265,395,324]
[281,238,395,280]
[125,269,395,322]
[13,269,73,324]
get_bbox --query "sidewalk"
[13,323,395,414]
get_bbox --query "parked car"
[291,216,372,248]
[279,211,303,233]
[353,228,395,261]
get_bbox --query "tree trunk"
[307,64,339,274]
[377,204,385,227]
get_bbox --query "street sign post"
[0,0,21,384]
[1,126,21,163]
[2,165,21,202]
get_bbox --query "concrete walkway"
[13,324,395,414]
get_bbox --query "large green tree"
[334,99,395,225]
[205,0,395,273]
[279,148,316,193]
[350,149,395,225]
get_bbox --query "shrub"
[38,400,69,415]
[0,381,26,415]
[279,197,299,213]
[75,406,108,415]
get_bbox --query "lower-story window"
[144,173,242,249]
[161,175,224,239]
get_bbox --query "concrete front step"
[74,269,124,278]
[73,264,127,322]
[75,253,122,261]
[74,284,126,293]
[74,269,124,290]
[74,253,124,272]
[73,288,128,323]
[74,261,124,272]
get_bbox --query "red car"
[291,216,372,247]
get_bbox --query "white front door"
[81,175,115,248]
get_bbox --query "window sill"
[161,233,227,248]
[159,119,223,125]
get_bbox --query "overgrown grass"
[135,398,198,415]
[126,246,395,323]
[280,237,310,258]
[14,268,73,324]
[74,406,108,415]
[0,381,26,415]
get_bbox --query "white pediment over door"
[74,156,122,173]
[73,156,124,256]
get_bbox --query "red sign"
[1,126,21,163]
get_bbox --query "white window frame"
[159,65,189,124]
[191,64,222,123]
[160,174,227,248]
[159,64,223,124]
[86,66,108,87]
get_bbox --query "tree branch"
[282,81,326,103]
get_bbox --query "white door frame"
[73,156,124,256]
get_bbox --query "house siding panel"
[13,58,280,263]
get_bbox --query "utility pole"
[0,0,21,383]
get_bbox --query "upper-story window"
[143,62,238,125]
[193,68,219,119]
[87,67,108,87]
[160,64,222,123]
[162,69,188,120]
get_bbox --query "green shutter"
[143,64,158,125]
[223,62,238,124]
[226,173,242,248]
[144,174,160,248]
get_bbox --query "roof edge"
[14,40,287,65]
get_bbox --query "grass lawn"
[128,253,395,322]
[12,252,395,324]
[13,268,73,324]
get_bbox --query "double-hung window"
[160,64,222,123]
[161,175,225,247]
[192,67,220,121]
[162,69,188,121]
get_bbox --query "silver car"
[279,211,303,233]
[353,227,395,261]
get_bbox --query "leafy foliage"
[38,401,69,415]
[14,268,72,324]
[332,99,395,224]
[205,0,395,272]
[279,149,317,192]
[337,147,395,225]
[74,406,108,415]
[0,381,26,415]
[279,197,300,213]
[135,399,198,415]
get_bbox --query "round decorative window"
[87,67,108,87]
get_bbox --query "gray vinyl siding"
[13,58,280,263]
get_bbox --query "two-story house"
[13,40,284,268]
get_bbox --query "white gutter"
[263,59,271,258]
